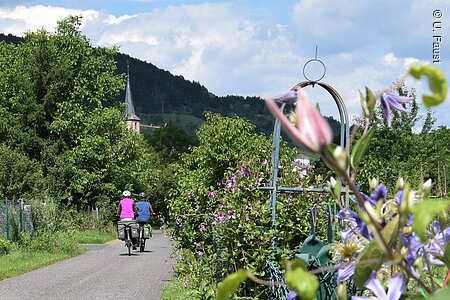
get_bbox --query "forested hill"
[115,53,275,133]
[0,33,340,136]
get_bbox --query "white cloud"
[0,1,449,128]
[0,5,98,36]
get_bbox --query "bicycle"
[137,222,152,252]
[117,220,139,256]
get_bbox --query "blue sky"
[0,0,449,128]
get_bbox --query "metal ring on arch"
[290,81,350,157]
[302,59,326,82]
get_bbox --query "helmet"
[139,192,146,198]
[122,190,131,197]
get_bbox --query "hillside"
[115,53,274,134]
[0,33,341,137]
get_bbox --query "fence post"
[5,197,9,240]
[19,198,24,232]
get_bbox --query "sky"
[0,0,449,128]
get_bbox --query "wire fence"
[0,197,34,240]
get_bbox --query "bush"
[29,230,80,254]
[168,114,333,298]
[0,238,15,256]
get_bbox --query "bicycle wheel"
[139,238,145,252]
[126,228,132,256]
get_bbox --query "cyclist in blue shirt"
[136,192,154,224]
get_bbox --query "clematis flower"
[336,262,355,281]
[287,291,298,300]
[265,91,332,153]
[337,208,371,239]
[273,90,298,103]
[370,183,388,203]
[380,92,413,127]
[352,272,405,300]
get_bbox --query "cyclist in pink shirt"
[117,190,138,220]
[117,190,139,249]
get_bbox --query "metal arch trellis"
[260,52,352,299]
[261,65,351,240]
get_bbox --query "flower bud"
[396,177,405,191]
[265,91,332,153]
[337,282,347,300]
[332,146,347,172]
[369,178,379,192]
[330,177,337,188]
[422,179,432,195]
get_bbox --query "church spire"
[124,63,141,133]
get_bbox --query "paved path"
[0,230,175,300]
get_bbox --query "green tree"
[0,16,161,210]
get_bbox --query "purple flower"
[337,262,355,281]
[199,223,207,233]
[370,183,387,203]
[352,272,405,300]
[208,191,216,199]
[337,208,371,240]
[225,174,237,188]
[240,165,253,177]
[287,290,298,300]
[183,279,189,287]
[273,90,298,104]
[188,191,195,199]
[380,92,413,127]
[228,210,236,220]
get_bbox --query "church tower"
[124,64,141,133]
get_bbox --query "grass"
[160,276,201,300]
[0,248,85,280]
[72,229,117,244]
[0,229,116,281]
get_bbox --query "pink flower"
[265,91,332,153]
[228,210,236,220]
[208,191,216,198]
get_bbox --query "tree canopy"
[0,16,160,210]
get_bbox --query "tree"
[0,16,161,210]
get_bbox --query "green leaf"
[365,87,376,117]
[285,267,319,300]
[411,200,450,242]
[429,287,450,300]
[216,269,250,300]
[409,65,448,107]
[350,126,376,169]
[360,87,376,118]
[354,215,399,287]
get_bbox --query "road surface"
[0,229,175,300]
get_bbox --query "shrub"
[29,230,80,254]
[0,238,15,256]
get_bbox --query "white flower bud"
[423,179,432,191]
[332,146,347,172]
[330,177,337,188]
[396,177,405,190]
[369,178,379,191]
